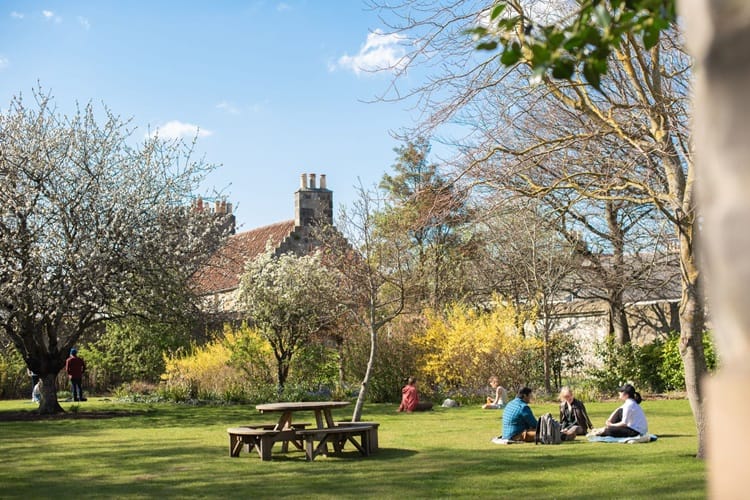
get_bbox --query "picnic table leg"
[304,435,315,461]
[313,410,330,456]
[229,434,243,457]
[323,410,343,454]
[275,411,293,430]
[346,431,369,456]
[314,410,324,429]
[258,435,275,461]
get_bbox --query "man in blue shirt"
[501,387,538,441]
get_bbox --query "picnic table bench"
[334,421,380,453]
[296,423,375,461]
[227,423,310,459]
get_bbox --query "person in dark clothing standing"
[65,348,87,402]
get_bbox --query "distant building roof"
[192,220,295,294]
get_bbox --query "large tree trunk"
[38,373,64,414]
[606,202,630,345]
[677,227,707,458]
[608,293,631,345]
[682,0,750,492]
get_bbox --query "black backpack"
[535,413,562,445]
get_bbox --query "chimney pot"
[300,173,307,189]
[320,174,327,190]
[309,173,316,189]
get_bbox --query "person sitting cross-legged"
[598,383,648,438]
[482,375,508,409]
[501,387,538,442]
[559,386,593,441]
[397,376,433,412]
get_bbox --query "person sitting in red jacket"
[398,376,433,412]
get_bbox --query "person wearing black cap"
[65,348,87,402]
[599,383,647,437]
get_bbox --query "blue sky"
[0,1,422,231]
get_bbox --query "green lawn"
[0,398,705,499]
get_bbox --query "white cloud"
[0,56,8,70]
[335,29,408,76]
[11,11,24,19]
[147,121,213,140]
[216,101,240,115]
[77,16,90,30]
[248,101,267,113]
[42,10,62,23]
[276,3,291,12]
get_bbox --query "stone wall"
[541,299,681,371]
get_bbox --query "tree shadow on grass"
[245,447,418,462]
[0,409,148,422]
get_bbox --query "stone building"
[192,173,334,319]
[545,297,681,370]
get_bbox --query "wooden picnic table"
[255,401,376,460]
[229,401,376,461]
[255,401,351,431]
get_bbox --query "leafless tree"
[372,0,706,456]
[469,199,578,392]
[317,182,410,421]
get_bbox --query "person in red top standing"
[65,348,87,402]
[397,376,433,412]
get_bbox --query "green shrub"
[86,318,194,390]
[638,338,666,393]
[0,347,27,399]
[659,331,718,391]
[285,342,339,394]
[112,381,162,403]
[587,338,642,394]
[342,316,422,403]
[549,332,584,390]
[588,331,719,395]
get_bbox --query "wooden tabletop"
[256,401,350,412]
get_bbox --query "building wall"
[538,299,682,371]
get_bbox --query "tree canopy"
[238,249,345,390]
[470,0,676,88]
[0,89,230,412]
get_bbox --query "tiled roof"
[192,220,295,294]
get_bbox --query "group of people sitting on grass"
[397,375,649,443]
[500,383,647,442]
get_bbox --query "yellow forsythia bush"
[415,297,541,393]
[161,324,274,402]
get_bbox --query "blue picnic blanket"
[587,434,658,444]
